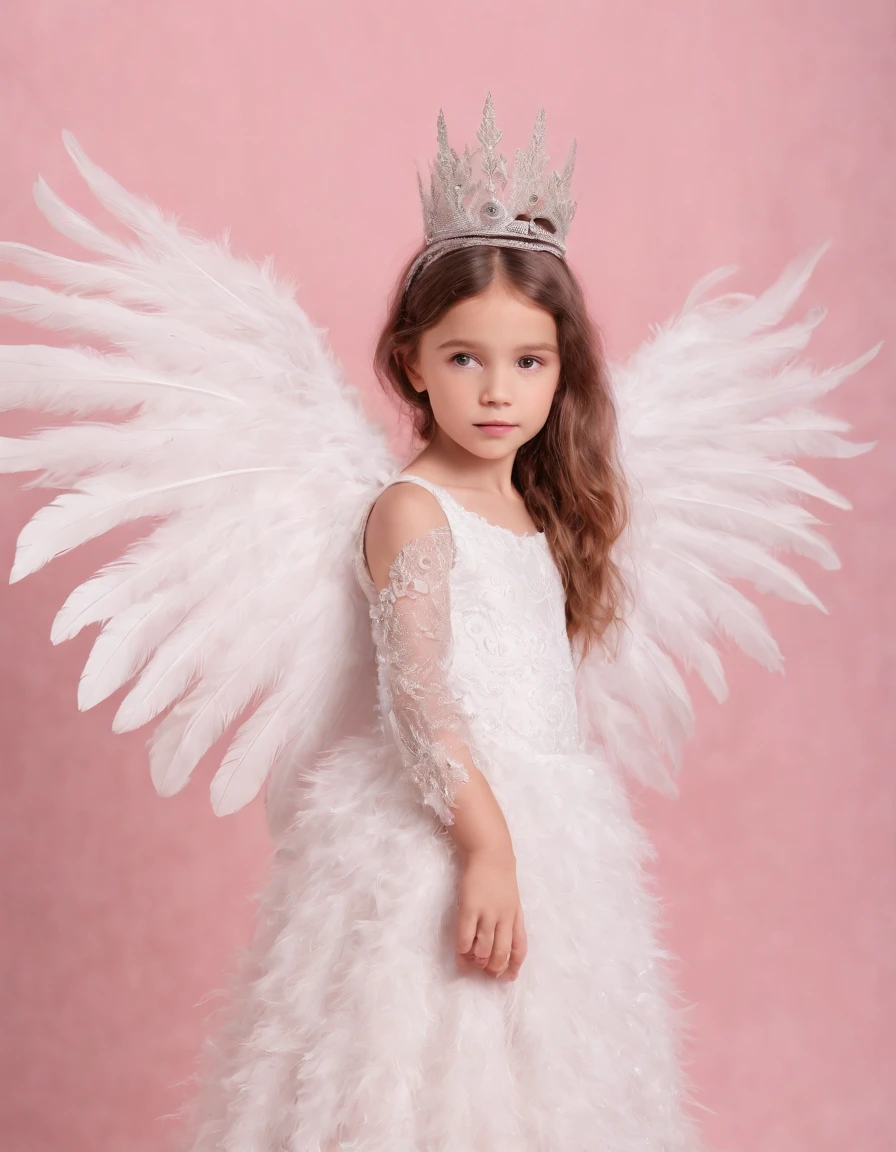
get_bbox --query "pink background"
[1,2,893,1150]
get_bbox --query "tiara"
[402,92,577,296]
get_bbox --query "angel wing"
[0,131,397,821]
[576,242,879,795]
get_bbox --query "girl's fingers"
[456,906,526,979]
[502,909,528,981]
[486,915,514,976]
[471,918,496,966]
[456,909,479,957]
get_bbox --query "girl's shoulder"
[362,477,452,592]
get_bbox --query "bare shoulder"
[364,481,450,591]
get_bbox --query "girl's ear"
[400,347,426,393]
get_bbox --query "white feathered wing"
[0,131,398,823]
[576,242,879,795]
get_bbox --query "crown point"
[563,138,578,177]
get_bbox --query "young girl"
[344,243,703,1147]
[0,96,874,1152]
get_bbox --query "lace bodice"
[353,473,583,824]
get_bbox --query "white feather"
[577,243,878,793]
[0,131,397,819]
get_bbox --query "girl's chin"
[463,438,520,459]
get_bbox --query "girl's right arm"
[364,482,527,982]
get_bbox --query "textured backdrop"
[0,2,892,1150]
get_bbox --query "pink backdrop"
[1,2,893,1150]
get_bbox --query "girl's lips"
[475,423,516,436]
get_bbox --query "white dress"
[180,472,704,1152]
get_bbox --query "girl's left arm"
[364,483,527,981]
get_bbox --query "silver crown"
[402,93,577,296]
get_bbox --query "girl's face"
[406,276,561,461]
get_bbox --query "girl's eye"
[449,353,542,369]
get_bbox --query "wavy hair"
[373,243,631,658]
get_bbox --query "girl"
[345,242,706,1147]
[0,97,873,1152]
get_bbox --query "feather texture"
[576,242,878,794]
[0,131,397,817]
[1,135,877,817]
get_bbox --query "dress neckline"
[395,472,546,543]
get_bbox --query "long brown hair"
[374,244,631,658]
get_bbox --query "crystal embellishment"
[403,92,578,294]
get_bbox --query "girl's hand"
[455,846,527,981]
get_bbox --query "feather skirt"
[177,730,705,1152]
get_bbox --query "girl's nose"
[480,370,514,404]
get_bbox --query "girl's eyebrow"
[436,338,558,353]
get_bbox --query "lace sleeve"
[367,525,474,825]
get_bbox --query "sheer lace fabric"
[366,525,475,824]
[355,475,584,824]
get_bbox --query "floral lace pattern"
[354,474,584,824]
[365,526,474,825]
